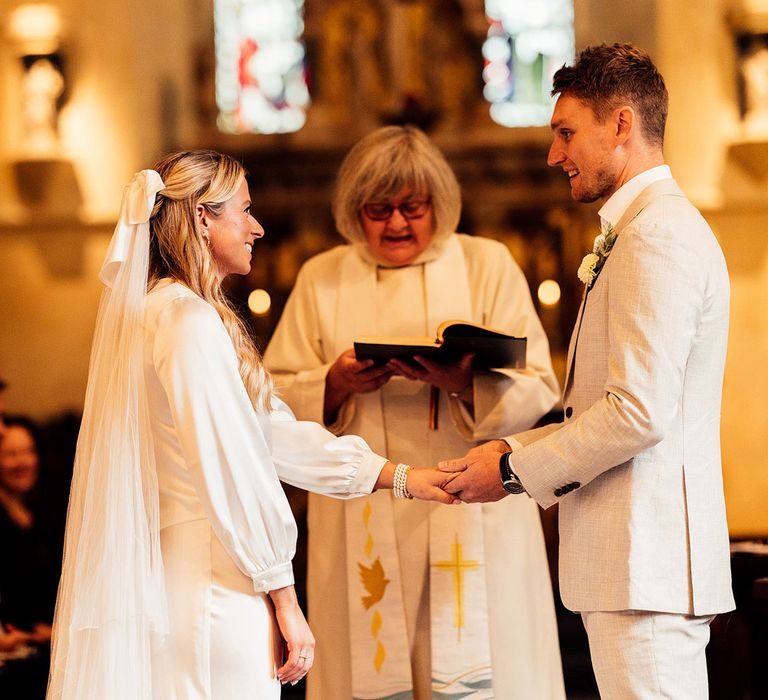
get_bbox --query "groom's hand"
[439,444,509,503]
[438,438,509,475]
[463,439,509,460]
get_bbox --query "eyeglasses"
[361,198,431,221]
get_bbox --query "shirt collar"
[598,164,672,230]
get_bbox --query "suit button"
[554,488,564,497]
[572,482,581,489]
[565,406,573,418]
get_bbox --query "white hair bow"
[100,169,165,287]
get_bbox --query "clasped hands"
[402,439,512,505]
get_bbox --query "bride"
[47,149,457,699]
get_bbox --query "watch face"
[499,452,524,494]
[502,478,525,495]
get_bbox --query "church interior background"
[2,0,768,695]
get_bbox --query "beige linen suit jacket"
[508,178,735,616]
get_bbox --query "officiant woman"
[264,125,565,699]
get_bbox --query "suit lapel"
[562,178,686,397]
[563,286,588,396]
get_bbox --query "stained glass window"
[483,1,574,127]
[214,0,309,134]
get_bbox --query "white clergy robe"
[264,233,566,700]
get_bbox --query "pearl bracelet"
[393,463,413,500]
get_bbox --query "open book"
[354,320,526,369]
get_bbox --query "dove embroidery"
[358,557,390,609]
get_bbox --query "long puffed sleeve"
[152,295,296,592]
[269,397,385,497]
[451,237,560,440]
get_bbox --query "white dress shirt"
[598,164,672,229]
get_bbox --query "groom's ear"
[613,105,635,145]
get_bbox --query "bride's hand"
[406,468,461,504]
[269,585,315,686]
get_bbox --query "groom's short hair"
[551,43,668,148]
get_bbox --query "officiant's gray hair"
[333,125,461,245]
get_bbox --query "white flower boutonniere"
[577,224,617,287]
[577,253,601,286]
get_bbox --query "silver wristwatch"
[499,452,526,494]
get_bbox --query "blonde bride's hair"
[148,149,272,411]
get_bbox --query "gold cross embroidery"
[432,533,480,633]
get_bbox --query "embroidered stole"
[337,237,493,699]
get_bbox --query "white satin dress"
[143,281,385,699]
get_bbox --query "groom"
[441,44,734,698]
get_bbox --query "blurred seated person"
[0,377,7,437]
[0,416,62,647]
[0,383,25,651]
[0,385,35,671]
